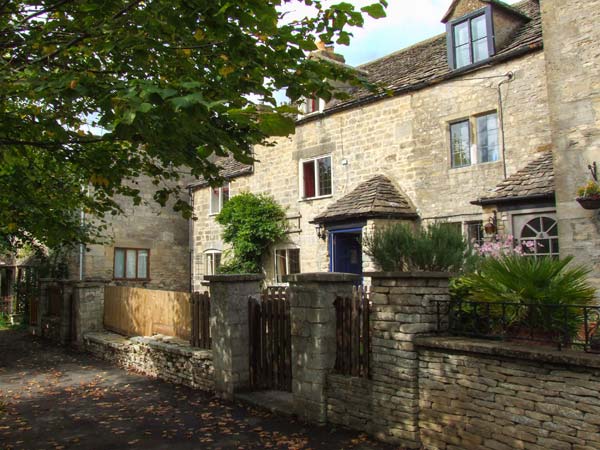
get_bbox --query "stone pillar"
[71,279,107,348]
[366,271,450,449]
[286,272,360,424]
[206,274,263,399]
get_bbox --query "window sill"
[298,194,333,202]
[112,278,151,282]
[450,160,502,173]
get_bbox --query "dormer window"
[447,8,495,70]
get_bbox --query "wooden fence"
[190,291,211,349]
[248,287,292,391]
[104,286,193,341]
[334,285,370,378]
[0,296,13,315]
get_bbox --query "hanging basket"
[576,196,600,210]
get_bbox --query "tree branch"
[112,0,144,19]
[19,0,75,24]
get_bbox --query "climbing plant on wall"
[216,193,287,274]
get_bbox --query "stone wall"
[417,337,600,450]
[541,0,600,292]
[76,175,192,292]
[191,49,552,288]
[84,332,214,392]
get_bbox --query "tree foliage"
[0,0,386,249]
[216,193,287,273]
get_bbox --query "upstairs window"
[450,112,500,168]
[204,250,221,276]
[114,248,149,280]
[301,155,332,199]
[448,9,494,69]
[210,183,230,215]
[274,248,300,284]
[450,120,471,168]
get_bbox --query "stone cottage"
[190,0,583,289]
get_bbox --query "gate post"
[206,274,263,399]
[285,273,360,424]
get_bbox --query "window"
[303,96,320,114]
[210,183,230,215]
[450,120,471,168]
[448,9,493,69]
[301,155,332,199]
[450,112,500,168]
[205,250,221,276]
[466,221,484,246]
[274,248,300,284]
[477,113,499,163]
[114,248,149,280]
[519,216,559,257]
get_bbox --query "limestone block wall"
[191,50,553,286]
[417,338,600,450]
[84,332,214,392]
[541,0,600,292]
[79,175,192,292]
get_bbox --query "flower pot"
[576,197,600,210]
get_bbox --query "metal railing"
[435,300,600,353]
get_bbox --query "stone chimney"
[312,41,346,64]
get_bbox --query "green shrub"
[216,192,287,274]
[458,255,596,338]
[363,222,473,272]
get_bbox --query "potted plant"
[576,180,600,210]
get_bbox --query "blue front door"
[330,230,362,275]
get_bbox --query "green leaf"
[258,113,295,136]
[361,4,387,19]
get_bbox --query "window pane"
[126,249,137,279]
[450,121,470,167]
[221,185,230,208]
[137,250,148,279]
[454,21,469,46]
[288,249,300,275]
[472,38,489,62]
[466,222,484,246]
[206,253,214,275]
[302,161,316,198]
[471,15,487,41]
[455,44,471,68]
[477,113,499,163]
[210,187,220,213]
[275,249,287,283]
[114,249,125,278]
[317,157,332,196]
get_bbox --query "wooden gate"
[248,287,291,391]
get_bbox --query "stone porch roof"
[471,152,555,205]
[187,156,253,190]
[304,0,541,120]
[311,175,418,224]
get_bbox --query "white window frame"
[209,183,230,215]
[299,155,333,200]
[299,96,325,117]
[204,250,222,276]
[274,247,301,284]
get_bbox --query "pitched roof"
[441,0,530,23]
[305,0,541,120]
[187,156,253,190]
[471,152,555,205]
[311,175,418,224]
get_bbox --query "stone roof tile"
[472,152,555,204]
[188,156,253,190]
[311,175,418,224]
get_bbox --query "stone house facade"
[190,0,574,289]
[71,175,193,292]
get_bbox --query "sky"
[282,0,522,67]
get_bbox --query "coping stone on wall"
[415,335,600,369]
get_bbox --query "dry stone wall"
[84,332,214,392]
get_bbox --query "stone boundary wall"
[417,337,600,450]
[84,332,214,392]
[326,374,372,431]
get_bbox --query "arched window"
[519,216,559,257]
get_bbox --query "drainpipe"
[79,209,85,281]
[188,187,194,293]
[498,71,514,180]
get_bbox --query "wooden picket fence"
[334,286,370,378]
[190,291,211,349]
[248,286,292,391]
